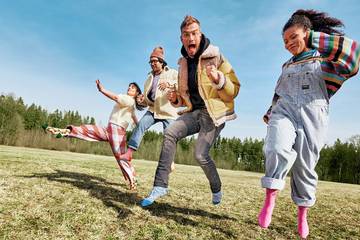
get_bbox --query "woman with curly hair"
[258,9,360,238]
[43,80,144,190]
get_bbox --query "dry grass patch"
[0,145,359,239]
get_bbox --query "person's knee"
[164,126,178,142]
[194,151,202,162]
[137,119,150,132]
[194,149,209,165]
[264,142,287,159]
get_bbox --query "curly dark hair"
[283,9,345,35]
[128,82,144,111]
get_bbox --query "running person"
[258,9,360,239]
[43,80,144,190]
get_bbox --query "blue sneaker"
[212,191,222,205]
[140,186,168,207]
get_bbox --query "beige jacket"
[108,94,136,130]
[143,66,179,120]
[174,44,240,126]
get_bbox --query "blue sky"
[1,0,360,144]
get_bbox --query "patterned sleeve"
[309,31,360,97]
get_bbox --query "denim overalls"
[261,56,329,207]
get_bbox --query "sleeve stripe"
[333,36,344,62]
[324,79,342,88]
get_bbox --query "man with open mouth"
[141,15,241,207]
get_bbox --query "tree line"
[1,93,359,184]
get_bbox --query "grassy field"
[0,145,359,240]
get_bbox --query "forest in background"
[1,93,359,184]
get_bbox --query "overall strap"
[283,57,324,69]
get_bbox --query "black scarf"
[180,35,210,110]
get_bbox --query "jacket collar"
[201,44,220,59]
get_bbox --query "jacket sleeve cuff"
[212,71,226,90]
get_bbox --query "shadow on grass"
[144,202,238,238]
[22,169,141,219]
[22,170,238,238]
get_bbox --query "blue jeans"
[128,111,173,150]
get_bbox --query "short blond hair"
[180,15,200,31]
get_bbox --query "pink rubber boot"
[258,188,278,228]
[119,148,134,161]
[298,206,309,239]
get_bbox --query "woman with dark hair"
[43,80,144,190]
[258,9,360,238]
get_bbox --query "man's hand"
[96,79,104,92]
[136,94,145,105]
[167,90,177,103]
[158,82,168,91]
[206,64,220,84]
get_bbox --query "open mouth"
[188,44,196,50]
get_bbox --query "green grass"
[0,145,359,239]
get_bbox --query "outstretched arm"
[96,79,119,102]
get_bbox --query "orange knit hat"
[150,46,165,61]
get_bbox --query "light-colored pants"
[128,111,173,150]
[261,100,329,207]
[153,109,224,193]
[262,57,330,207]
